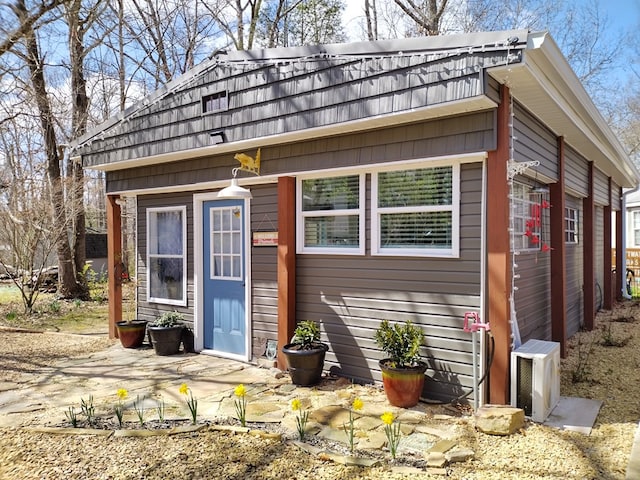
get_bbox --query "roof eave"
[489,31,639,189]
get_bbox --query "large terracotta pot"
[148,325,184,355]
[116,321,147,348]
[379,360,427,408]
[282,343,329,386]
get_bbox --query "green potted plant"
[148,311,185,355]
[374,319,427,408]
[281,320,329,386]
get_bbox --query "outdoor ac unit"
[510,339,560,423]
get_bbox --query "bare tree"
[364,0,379,41]
[392,0,448,36]
[0,106,67,312]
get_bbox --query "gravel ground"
[0,302,639,479]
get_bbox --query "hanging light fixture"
[217,167,253,199]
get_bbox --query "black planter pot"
[282,342,329,386]
[148,325,184,355]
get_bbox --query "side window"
[633,211,640,247]
[511,182,548,252]
[565,207,579,244]
[147,206,187,305]
[372,164,459,257]
[202,91,228,113]
[297,174,365,254]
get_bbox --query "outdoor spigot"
[463,312,491,333]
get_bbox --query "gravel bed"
[0,302,639,479]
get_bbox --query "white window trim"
[296,173,366,255]
[371,161,460,258]
[633,211,640,248]
[510,182,543,253]
[146,205,188,306]
[565,207,579,244]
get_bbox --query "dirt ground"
[0,298,638,479]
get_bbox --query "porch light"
[217,168,252,199]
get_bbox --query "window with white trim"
[633,211,640,247]
[297,174,365,254]
[565,207,579,244]
[511,182,544,252]
[372,164,459,256]
[147,206,187,305]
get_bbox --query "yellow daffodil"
[352,398,363,411]
[234,384,246,397]
[381,411,394,425]
[291,398,301,411]
[179,383,189,395]
[116,388,128,400]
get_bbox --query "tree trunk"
[66,0,90,299]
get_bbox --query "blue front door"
[203,200,246,356]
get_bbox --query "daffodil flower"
[344,398,364,453]
[291,398,308,440]
[116,388,128,400]
[380,411,394,425]
[381,411,401,458]
[234,384,248,427]
[234,384,246,397]
[179,383,198,424]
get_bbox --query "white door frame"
[193,192,252,362]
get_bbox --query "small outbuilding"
[72,30,638,405]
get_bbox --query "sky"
[342,0,640,41]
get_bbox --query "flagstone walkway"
[0,335,472,466]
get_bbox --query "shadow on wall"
[315,290,375,384]
[423,354,470,405]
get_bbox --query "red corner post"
[603,177,613,310]
[583,163,595,330]
[487,84,511,404]
[106,194,123,339]
[550,137,567,357]
[277,177,296,369]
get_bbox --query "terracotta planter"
[148,325,184,355]
[282,343,329,386]
[116,321,147,348]
[379,359,427,408]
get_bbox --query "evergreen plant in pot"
[282,320,329,386]
[375,319,427,408]
[148,311,184,356]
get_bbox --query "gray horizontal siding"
[297,163,483,403]
[249,185,279,354]
[612,182,621,211]
[81,50,512,168]
[593,168,610,206]
[595,207,604,310]
[513,189,551,342]
[106,111,494,193]
[565,145,589,197]
[513,102,558,182]
[565,195,583,336]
